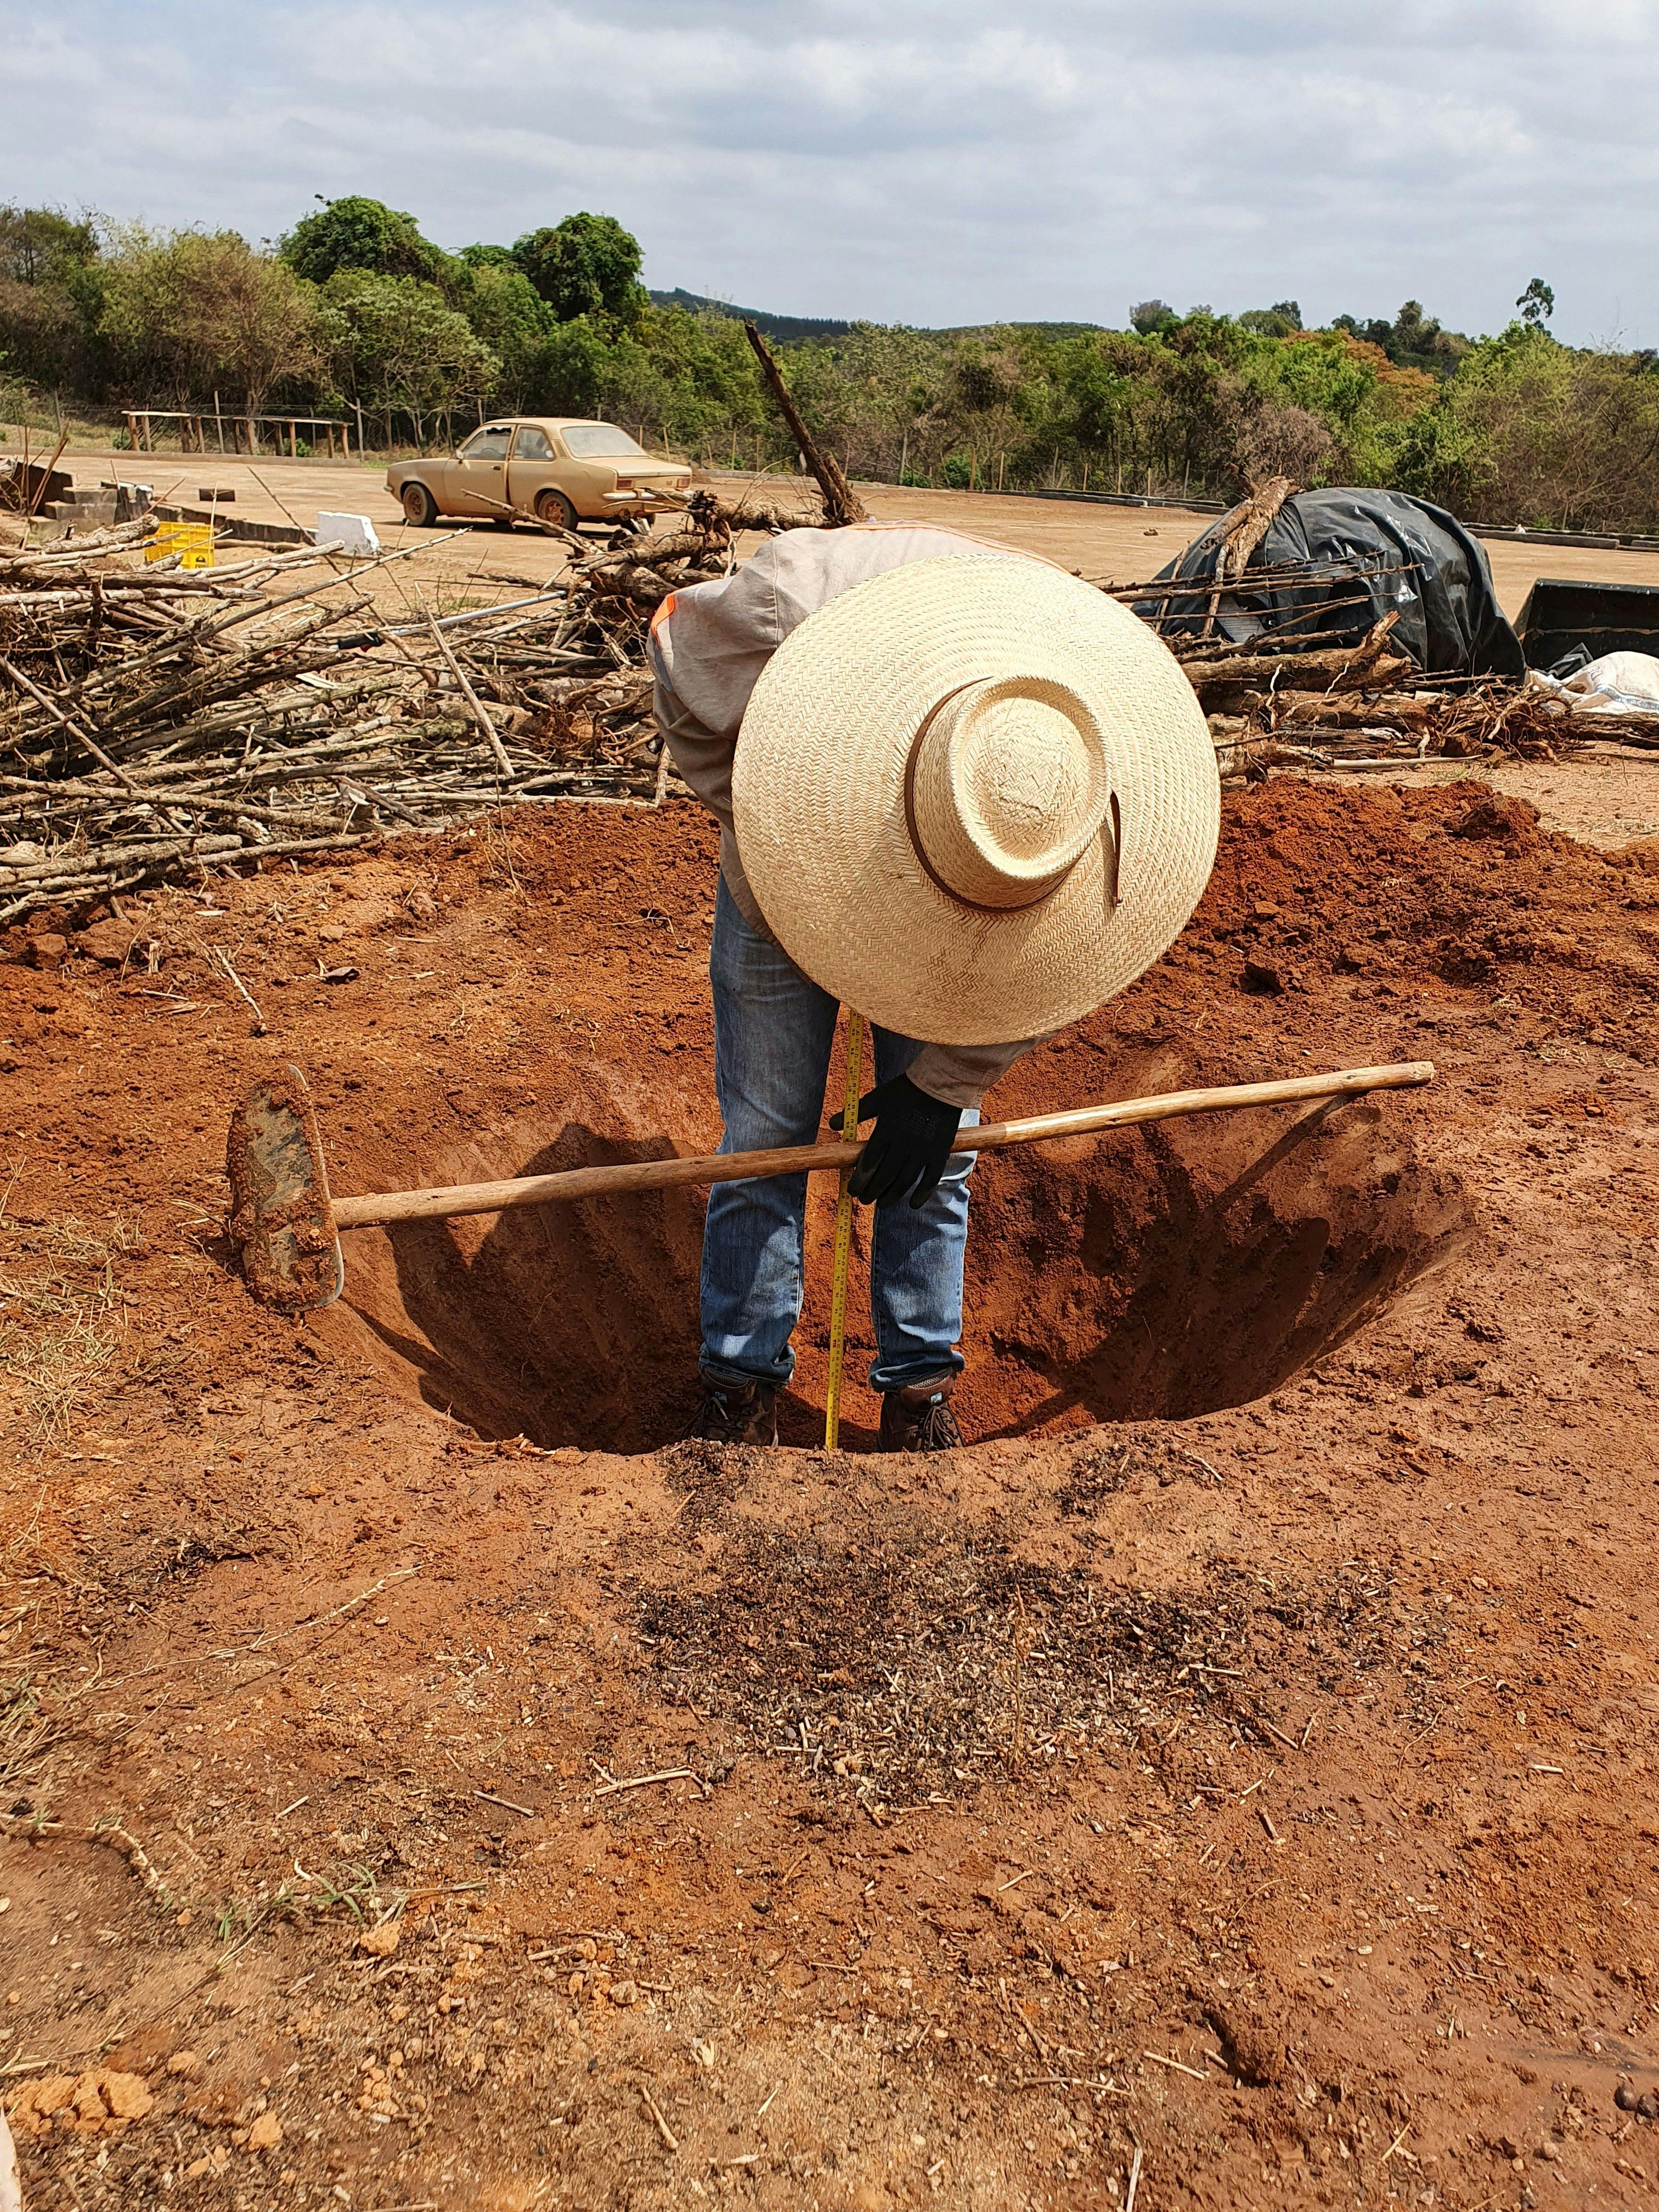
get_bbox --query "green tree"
[514,213,646,323]
[1424,323,1659,531]
[98,227,326,416]
[1516,277,1555,329]
[1239,300,1303,337]
[486,309,637,428]
[1129,298,1176,335]
[459,242,518,274]
[1126,313,1263,491]
[1264,330,1378,430]
[530,315,613,416]
[0,205,101,391]
[1386,393,1489,515]
[1336,302,1468,375]
[808,320,947,479]
[457,259,554,407]
[0,278,84,391]
[1053,332,1135,455]
[318,269,498,449]
[282,196,456,291]
[0,205,98,288]
[582,304,767,453]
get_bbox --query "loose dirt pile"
[3,777,1658,2210]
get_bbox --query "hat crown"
[909,675,1109,911]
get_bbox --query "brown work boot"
[878,1373,962,1453]
[687,1376,780,1447]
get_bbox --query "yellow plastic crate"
[146,521,215,570]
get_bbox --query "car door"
[443,423,513,516]
[506,422,557,511]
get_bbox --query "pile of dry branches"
[1111,494,1659,771]
[11,479,1645,926]
[1153,611,1659,777]
[0,490,821,924]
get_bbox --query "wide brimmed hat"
[730,555,1220,1045]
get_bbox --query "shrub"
[98,227,326,417]
[1425,325,1659,533]
[281,198,457,292]
[318,270,498,448]
[512,214,646,325]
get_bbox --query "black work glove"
[837,1074,963,1209]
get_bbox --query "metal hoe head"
[225,1064,344,1313]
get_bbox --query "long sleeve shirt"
[647,522,1049,1108]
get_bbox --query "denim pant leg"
[866,1028,979,1392]
[701,879,839,1387]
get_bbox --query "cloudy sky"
[9,1,1656,346]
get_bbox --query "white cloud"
[2,0,1656,342]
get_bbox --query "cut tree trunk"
[744,323,868,528]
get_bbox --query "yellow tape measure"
[823,1011,865,1451]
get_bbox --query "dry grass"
[0,1673,58,1788]
[634,1453,1412,1814]
[0,1214,141,1442]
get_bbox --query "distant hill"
[649,289,853,342]
[651,291,1113,344]
[937,321,1108,338]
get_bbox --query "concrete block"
[43,494,118,528]
[315,511,381,557]
[101,483,155,522]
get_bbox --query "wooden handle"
[328,1061,1433,1233]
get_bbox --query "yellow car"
[387,417,693,531]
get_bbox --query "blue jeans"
[701,878,979,1393]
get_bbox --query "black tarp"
[1138,487,1526,678]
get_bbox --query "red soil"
[3,776,1658,2209]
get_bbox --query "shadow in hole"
[974,1101,1473,1437]
[347,1121,707,1451]
[775,1389,882,1454]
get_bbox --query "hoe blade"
[225,1064,344,1313]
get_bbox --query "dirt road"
[4,769,1658,2208]
[33,441,1659,617]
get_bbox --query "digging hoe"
[226,1059,1434,1315]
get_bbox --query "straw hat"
[730,555,1220,1045]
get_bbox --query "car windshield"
[560,424,647,459]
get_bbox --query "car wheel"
[402,481,439,528]
[533,488,579,533]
